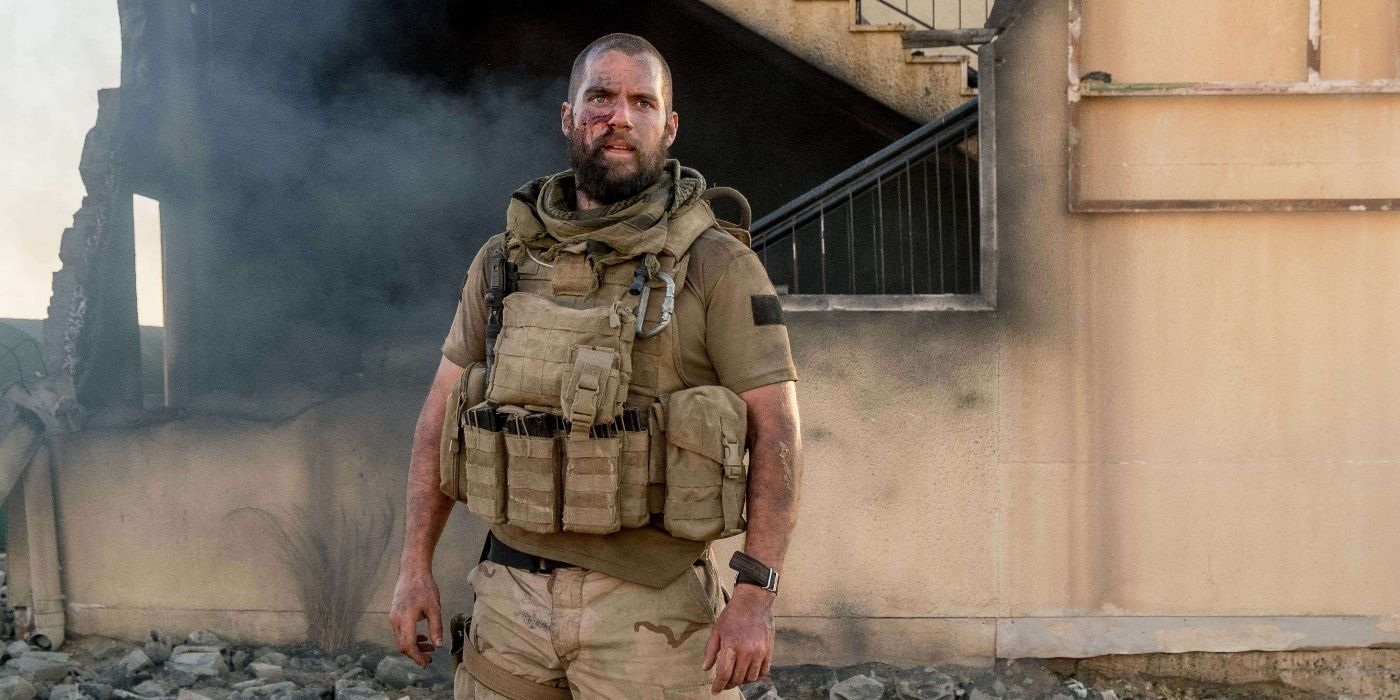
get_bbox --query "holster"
[449,612,468,669]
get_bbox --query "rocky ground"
[0,632,452,700]
[751,660,1344,700]
[0,632,1349,700]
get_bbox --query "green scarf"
[505,159,707,290]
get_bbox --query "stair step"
[849,22,920,32]
[905,53,968,65]
[902,28,1000,48]
[902,52,978,95]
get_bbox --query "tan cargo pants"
[454,554,744,700]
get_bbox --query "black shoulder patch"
[751,294,785,326]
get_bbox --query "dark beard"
[567,127,669,205]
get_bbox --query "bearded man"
[389,33,803,699]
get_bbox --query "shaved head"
[567,33,673,112]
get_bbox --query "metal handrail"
[855,0,991,30]
[859,0,934,29]
[752,98,978,250]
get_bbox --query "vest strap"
[464,642,571,700]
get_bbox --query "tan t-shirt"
[440,227,798,587]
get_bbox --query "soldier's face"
[562,50,678,204]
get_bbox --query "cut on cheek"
[580,111,611,126]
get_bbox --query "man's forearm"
[739,381,803,574]
[399,362,462,577]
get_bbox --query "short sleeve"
[703,250,799,394]
[440,238,496,368]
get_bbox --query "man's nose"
[607,101,633,129]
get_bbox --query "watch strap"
[728,551,779,594]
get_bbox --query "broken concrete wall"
[42,86,137,418]
[40,0,169,423]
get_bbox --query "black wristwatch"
[728,551,780,594]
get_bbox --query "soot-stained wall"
[132,1,915,395]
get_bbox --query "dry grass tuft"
[231,501,394,652]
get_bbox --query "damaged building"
[4,0,1400,696]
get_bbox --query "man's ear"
[561,102,574,138]
[664,110,679,149]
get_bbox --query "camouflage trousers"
[454,554,743,700]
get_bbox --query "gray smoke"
[177,22,570,390]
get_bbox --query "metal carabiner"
[634,271,675,339]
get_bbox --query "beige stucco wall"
[989,0,1400,658]
[45,387,488,647]
[25,0,1400,667]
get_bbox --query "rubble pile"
[0,632,452,700]
[746,660,1332,700]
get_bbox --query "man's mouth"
[599,140,635,154]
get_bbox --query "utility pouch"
[560,346,623,428]
[663,386,749,541]
[462,402,507,524]
[439,367,469,502]
[504,412,563,534]
[561,420,623,534]
[618,406,650,528]
[439,363,488,503]
[487,292,635,418]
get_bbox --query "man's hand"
[389,569,444,668]
[703,585,776,693]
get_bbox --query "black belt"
[478,531,706,575]
[481,531,579,574]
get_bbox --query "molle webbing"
[486,293,634,416]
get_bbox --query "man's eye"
[590,95,608,105]
[635,100,652,109]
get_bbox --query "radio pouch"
[663,385,749,541]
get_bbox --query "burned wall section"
[40,23,139,421]
[36,0,201,421]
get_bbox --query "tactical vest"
[439,196,752,545]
